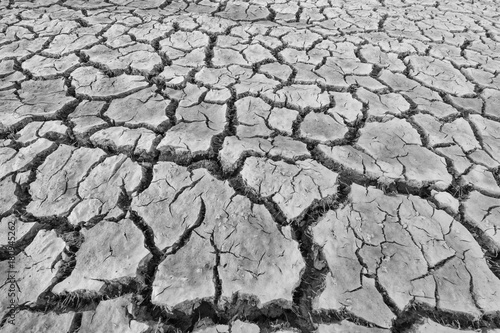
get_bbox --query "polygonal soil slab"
[82,43,162,74]
[231,320,260,333]
[313,183,500,328]
[0,230,65,310]
[0,311,75,333]
[68,100,108,140]
[262,85,330,110]
[90,127,157,158]
[407,318,480,333]
[233,97,274,138]
[0,79,75,128]
[0,38,48,60]
[21,54,80,78]
[15,121,67,145]
[299,112,348,142]
[317,321,388,332]
[69,154,142,223]
[70,67,149,99]
[219,136,310,173]
[216,1,270,21]
[0,178,17,215]
[0,138,57,180]
[27,145,107,217]
[157,102,226,159]
[44,33,100,56]
[153,196,304,307]
[53,219,149,293]
[357,88,410,118]
[412,114,480,151]
[463,191,500,253]
[470,115,500,160]
[353,118,452,190]
[241,157,338,221]
[104,87,170,131]
[406,56,475,96]
[132,163,304,307]
[79,295,149,333]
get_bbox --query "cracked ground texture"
[1,0,500,332]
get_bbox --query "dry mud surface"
[1,0,500,332]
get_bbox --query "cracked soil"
[1,0,500,332]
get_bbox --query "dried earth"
[1,0,500,332]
